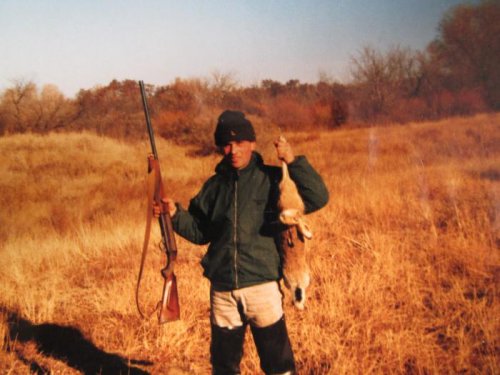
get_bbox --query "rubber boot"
[250,317,296,375]
[211,324,246,375]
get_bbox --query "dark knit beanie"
[214,110,256,146]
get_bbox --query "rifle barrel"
[139,80,159,160]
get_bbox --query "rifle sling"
[135,163,160,320]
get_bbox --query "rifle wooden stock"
[159,272,180,323]
[137,80,180,323]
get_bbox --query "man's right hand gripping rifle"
[153,197,177,219]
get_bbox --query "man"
[161,110,328,374]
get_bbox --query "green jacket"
[172,152,329,291]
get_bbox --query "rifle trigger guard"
[158,241,166,253]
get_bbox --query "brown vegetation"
[1,113,498,374]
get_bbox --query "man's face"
[221,140,256,169]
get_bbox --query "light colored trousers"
[210,281,284,329]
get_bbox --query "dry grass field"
[1,113,499,374]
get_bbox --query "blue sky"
[0,0,473,98]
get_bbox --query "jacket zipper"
[233,177,239,289]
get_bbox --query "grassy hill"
[1,114,499,374]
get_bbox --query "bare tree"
[0,80,79,134]
[430,0,500,108]
[350,45,424,121]
[0,80,38,133]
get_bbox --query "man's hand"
[153,198,177,218]
[274,136,295,164]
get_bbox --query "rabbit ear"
[297,218,313,240]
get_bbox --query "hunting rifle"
[136,80,180,323]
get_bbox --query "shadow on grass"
[3,306,151,374]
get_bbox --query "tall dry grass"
[0,114,499,374]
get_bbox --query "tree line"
[0,1,498,152]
